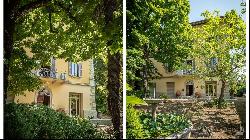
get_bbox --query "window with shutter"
[69,62,82,77]
[51,57,56,71]
[78,64,82,77]
[72,63,74,76]
[74,63,77,76]
[68,62,72,76]
[210,57,218,67]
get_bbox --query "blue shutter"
[78,63,82,77]
[69,62,72,76]
[74,63,77,76]
[215,58,218,65]
[72,63,75,76]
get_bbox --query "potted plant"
[195,92,201,98]
[176,90,181,97]
[160,95,168,103]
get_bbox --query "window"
[186,80,194,96]
[205,81,217,96]
[164,63,173,73]
[186,60,193,66]
[148,83,156,98]
[167,82,175,96]
[36,88,51,106]
[68,62,82,77]
[50,57,56,78]
[210,57,218,67]
[51,57,56,71]
[69,93,81,116]
[184,60,195,74]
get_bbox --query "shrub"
[236,87,246,97]
[126,104,145,139]
[95,87,108,115]
[204,98,228,108]
[159,95,169,99]
[126,95,147,106]
[4,103,105,139]
[140,113,191,138]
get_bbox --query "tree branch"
[15,0,51,20]
[54,1,79,23]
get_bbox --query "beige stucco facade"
[13,48,97,118]
[149,59,230,99]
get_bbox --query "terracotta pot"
[195,92,201,98]
[176,90,181,97]
[56,108,65,113]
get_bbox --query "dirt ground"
[134,99,245,139]
[189,105,242,139]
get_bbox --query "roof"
[190,19,208,26]
[190,16,224,26]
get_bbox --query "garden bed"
[134,99,244,139]
[162,122,193,139]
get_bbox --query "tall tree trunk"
[218,80,226,109]
[103,0,122,138]
[134,70,141,90]
[143,44,149,98]
[4,0,17,104]
[107,51,122,139]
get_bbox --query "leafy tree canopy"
[191,10,246,107]
[191,10,246,82]
[126,0,192,96]
[8,0,122,95]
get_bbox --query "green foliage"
[94,57,108,115]
[126,104,145,139]
[8,0,105,95]
[159,95,169,99]
[192,10,246,83]
[230,75,246,96]
[5,103,105,139]
[192,10,246,107]
[140,113,191,138]
[126,96,147,106]
[95,88,108,114]
[236,86,246,97]
[204,98,228,108]
[126,0,192,94]
[8,0,122,96]
[8,47,42,96]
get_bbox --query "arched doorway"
[36,87,52,106]
[186,80,194,96]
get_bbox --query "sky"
[189,0,245,22]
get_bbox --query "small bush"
[126,104,144,139]
[236,87,246,97]
[204,98,228,108]
[126,96,147,106]
[95,88,108,115]
[159,95,169,99]
[4,103,105,139]
[140,113,191,138]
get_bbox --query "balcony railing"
[176,69,195,75]
[33,68,66,81]
[38,68,56,78]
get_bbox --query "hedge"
[4,103,105,139]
